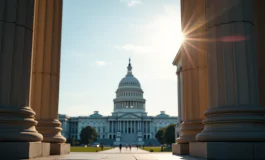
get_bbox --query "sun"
[179,33,186,44]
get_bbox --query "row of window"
[120,82,138,85]
[117,92,142,97]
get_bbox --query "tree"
[155,127,165,144]
[163,124,176,144]
[66,137,75,146]
[80,126,98,145]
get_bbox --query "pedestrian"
[136,145,138,150]
[119,144,122,152]
[126,144,128,150]
[101,144,104,151]
[129,144,132,151]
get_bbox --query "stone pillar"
[111,121,114,133]
[140,121,141,132]
[177,69,182,124]
[172,0,208,155]
[129,121,131,133]
[29,0,69,155]
[149,122,151,134]
[133,121,135,133]
[190,1,265,159]
[0,0,44,158]
[119,121,121,132]
[122,121,124,133]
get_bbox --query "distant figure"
[126,144,128,150]
[129,144,132,151]
[119,144,122,152]
[101,144,104,151]
[136,145,138,150]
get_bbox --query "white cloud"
[95,61,106,66]
[91,60,110,67]
[114,44,155,54]
[120,0,142,7]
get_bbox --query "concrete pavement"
[31,147,205,160]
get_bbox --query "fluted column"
[30,0,65,143]
[0,0,43,142]
[176,0,208,144]
[196,0,265,142]
[177,69,182,125]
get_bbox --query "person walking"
[126,144,128,150]
[119,144,122,152]
[129,144,132,151]
[136,145,138,150]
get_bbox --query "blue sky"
[59,0,182,116]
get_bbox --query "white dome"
[117,59,141,89]
[113,59,146,113]
[118,75,141,88]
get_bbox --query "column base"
[37,119,66,143]
[0,106,43,142]
[177,120,204,143]
[50,143,70,155]
[196,106,265,142]
[190,142,265,160]
[172,143,189,155]
[0,142,45,159]
[41,142,51,157]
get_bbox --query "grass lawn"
[141,147,172,152]
[71,146,112,152]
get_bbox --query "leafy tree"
[163,124,176,144]
[155,127,165,144]
[66,137,75,145]
[80,126,98,145]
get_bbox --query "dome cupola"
[113,59,146,113]
[118,58,141,88]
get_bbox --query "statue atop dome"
[127,58,132,75]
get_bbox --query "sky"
[59,0,182,117]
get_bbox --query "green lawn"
[71,147,112,152]
[141,147,172,152]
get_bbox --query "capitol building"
[59,60,178,145]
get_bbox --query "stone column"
[133,121,134,133]
[124,121,125,133]
[149,122,151,134]
[29,0,69,155]
[119,121,121,132]
[172,0,208,155]
[112,121,113,133]
[177,69,182,124]
[0,0,44,158]
[190,1,265,159]
[130,121,132,133]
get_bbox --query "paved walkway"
[33,147,205,160]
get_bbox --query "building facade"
[59,60,178,145]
